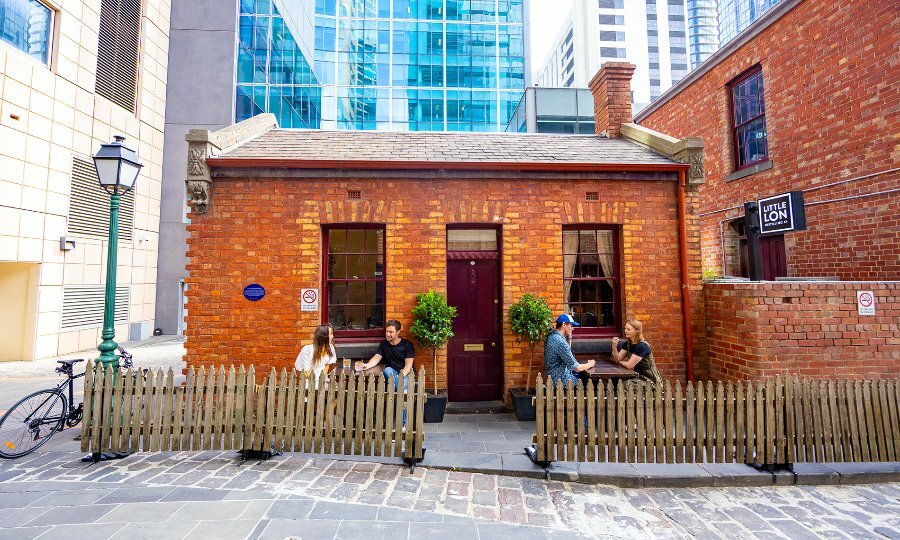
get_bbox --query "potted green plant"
[409,290,458,423]
[508,293,553,421]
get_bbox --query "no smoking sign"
[301,288,319,312]
[856,290,875,316]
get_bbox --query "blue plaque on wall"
[243,284,265,301]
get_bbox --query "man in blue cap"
[544,314,595,384]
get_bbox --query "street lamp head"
[93,135,143,196]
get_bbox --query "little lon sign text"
[757,191,806,235]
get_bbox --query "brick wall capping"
[588,62,638,91]
[706,279,900,286]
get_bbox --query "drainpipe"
[677,170,695,382]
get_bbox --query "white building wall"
[0,0,171,360]
[535,0,698,113]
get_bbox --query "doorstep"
[445,401,510,414]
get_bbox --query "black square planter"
[508,388,536,421]
[424,393,448,423]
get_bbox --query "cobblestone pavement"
[0,434,898,540]
[2,339,899,539]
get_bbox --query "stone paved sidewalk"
[1,435,898,539]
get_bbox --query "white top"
[295,344,337,379]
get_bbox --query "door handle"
[491,342,496,347]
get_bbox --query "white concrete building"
[536,0,716,113]
[0,0,171,361]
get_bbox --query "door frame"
[446,224,503,401]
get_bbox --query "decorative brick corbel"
[185,133,214,214]
[673,138,706,185]
[184,113,278,214]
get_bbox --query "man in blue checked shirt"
[544,314,596,385]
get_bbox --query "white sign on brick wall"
[301,288,319,312]
[856,291,875,316]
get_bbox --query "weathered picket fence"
[533,375,900,466]
[80,361,426,462]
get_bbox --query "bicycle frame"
[30,369,86,430]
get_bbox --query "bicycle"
[0,346,134,459]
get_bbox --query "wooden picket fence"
[80,361,426,461]
[533,375,900,466]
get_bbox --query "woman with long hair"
[295,324,337,379]
[611,319,661,385]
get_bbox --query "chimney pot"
[589,62,636,138]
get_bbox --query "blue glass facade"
[236,0,322,128]
[236,0,526,132]
[718,0,780,45]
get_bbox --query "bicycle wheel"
[0,389,66,459]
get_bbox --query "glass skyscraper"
[236,0,322,128]
[718,0,780,44]
[235,0,527,132]
[686,0,718,69]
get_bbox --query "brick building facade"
[635,0,899,282]
[181,65,708,397]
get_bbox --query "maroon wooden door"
[761,234,787,280]
[739,230,787,280]
[446,256,501,401]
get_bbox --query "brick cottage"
[180,64,708,399]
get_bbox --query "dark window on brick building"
[730,66,769,170]
[563,226,620,335]
[324,226,385,337]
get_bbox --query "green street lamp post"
[92,135,143,369]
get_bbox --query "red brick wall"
[185,175,693,390]
[705,281,899,380]
[638,0,899,281]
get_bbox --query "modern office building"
[535,0,718,112]
[157,0,529,334]
[0,0,170,361]
[718,0,780,44]
[686,0,718,68]
[505,86,594,134]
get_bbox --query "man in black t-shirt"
[356,319,415,390]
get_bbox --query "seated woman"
[611,319,662,385]
[295,324,337,380]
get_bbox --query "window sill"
[571,338,613,355]
[725,159,773,182]
[334,341,381,359]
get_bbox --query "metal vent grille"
[95,0,141,113]
[585,192,599,201]
[348,190,361,199]
[68,157,134,241]
[61,285,130,330]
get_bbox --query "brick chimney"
[588,62,636,138]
